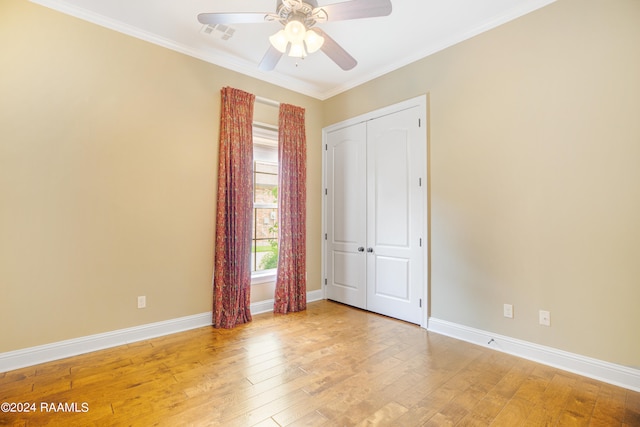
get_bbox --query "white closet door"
[366,106,424,324]
[325,123,367,309]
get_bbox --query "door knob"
[357,246,365,252]
[367,247,374,253]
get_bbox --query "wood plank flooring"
[1,300,639,426]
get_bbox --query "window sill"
[251,270,277,285]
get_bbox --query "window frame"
[251,123,279,285]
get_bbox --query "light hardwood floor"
[1,300,639,426]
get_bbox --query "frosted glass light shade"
[288,40,306,58]
[284,20,306,43]
[304,29,324,53]
[269,30,288,53]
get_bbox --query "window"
[251,124,278,283]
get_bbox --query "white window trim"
[251,122,278,284]
[251,270,277,285]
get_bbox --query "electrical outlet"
[503,304,513,318]
[539,310,550,326]
[137,296,146,309]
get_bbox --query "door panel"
[374,256,410,300]
[332,141,362,245]
[373,132,410,247]
[366,107,423,324]
[333,251,362,290]
[325,123,367,309]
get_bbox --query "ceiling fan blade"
[314,28,357,71]
[197,12,268,25]
[318,0,392,21]
[259,45,284,71]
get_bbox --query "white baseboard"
[428,317,640,392]
[250,289,324,315]
[250,299,276,315]
[0,312,212,373]
[0,290,326,373]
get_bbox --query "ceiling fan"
[197,0,392,71]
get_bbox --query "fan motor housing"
[274,0,325,28]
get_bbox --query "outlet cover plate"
[539,310,550,326]
[503,304,513,318]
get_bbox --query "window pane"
[252,149,278,276]
[254,172,278,204]
[252,207,278,273]
[255,238,278,272]
[255,208,277,239]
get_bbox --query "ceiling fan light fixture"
[199,0,393,71]
[269,29,289,53]
[304,28,324,53]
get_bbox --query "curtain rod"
[255,95,280,108]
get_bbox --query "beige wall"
[0,0,323,352]
[2,0,639,371]
[325,0,640,368]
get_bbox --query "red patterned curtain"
[274,104,307,314]
[213,87,255,328]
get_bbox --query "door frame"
[321,95,429,329]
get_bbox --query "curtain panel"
[274,103,307,314]
[212,87,255,328]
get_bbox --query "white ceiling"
[31,0,556,100]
